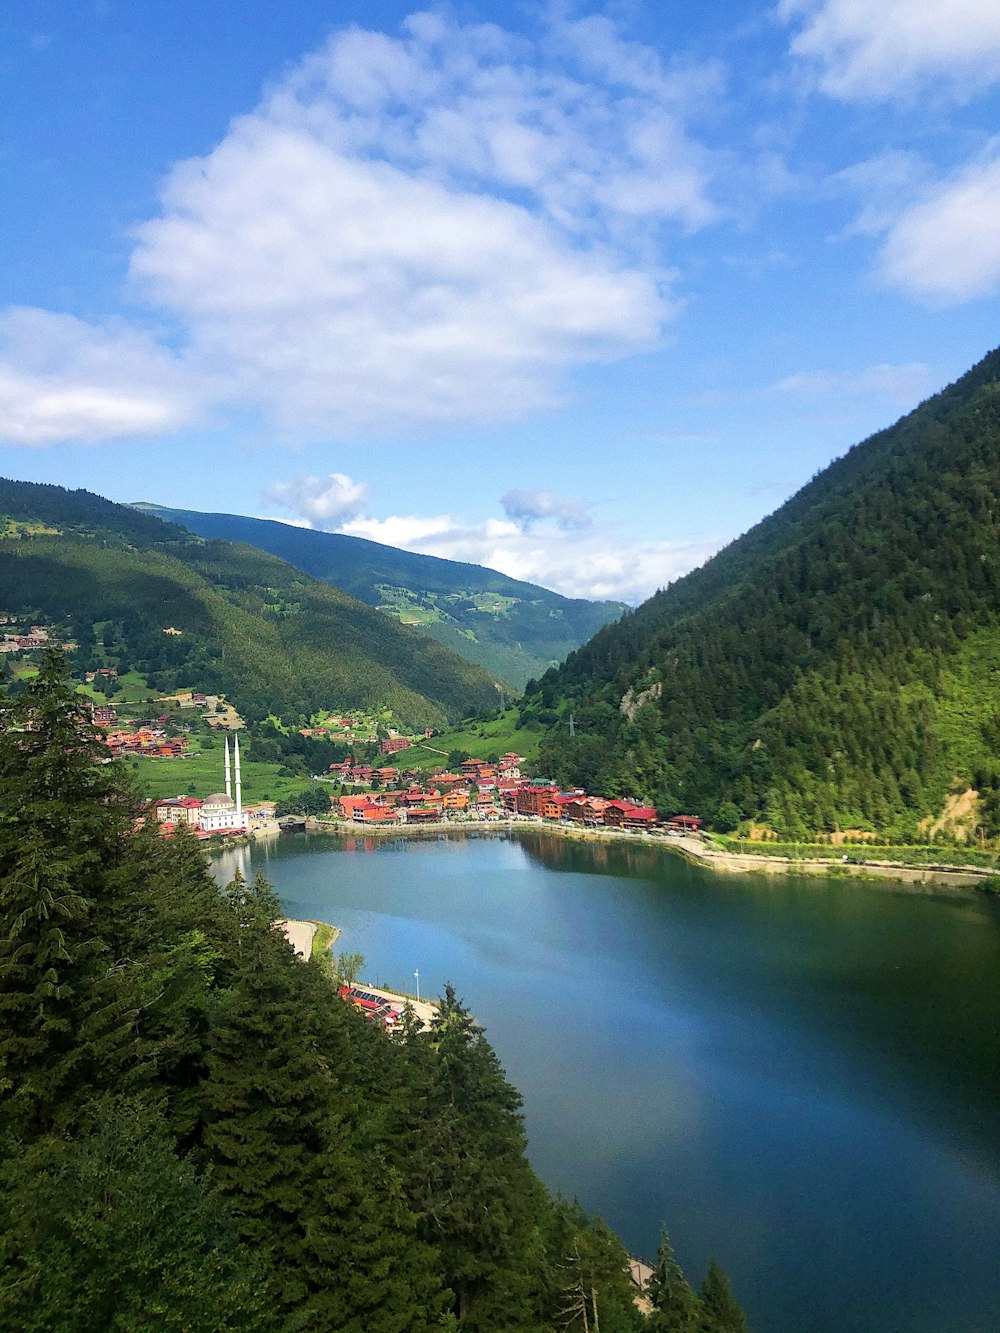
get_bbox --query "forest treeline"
[0,653,746,1332]
[528,346,1000,839]
[0,478,500,727]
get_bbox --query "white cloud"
[766,361,934,406]
[500,487,592,531]
[830,151,931,237]
[119,9,722,437]
[263,471,370,526]
[0,308,196,445]
[260,469,720,602]
[338,507,721,604]
[778,0,1000,101]
[834,147,1000,304]
[878,154,1000,303]
[2,10,726,446]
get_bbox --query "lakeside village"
[146,739,703,841]
[2,623,702,839]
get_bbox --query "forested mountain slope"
[531,346,1000,837]
[137,504,626,689]
[0,479,500,726]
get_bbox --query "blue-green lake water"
[215,830,1000,1333]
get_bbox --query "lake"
[214,829,1000,1333]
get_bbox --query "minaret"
[234,731,243,824]
[224,735,232,800]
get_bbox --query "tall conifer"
[0,651,138,1139]
[646,1228,705,1333]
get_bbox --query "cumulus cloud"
[878,154,1000,303]
[2,11,724,446]
[118,9,722,438]
[500,488,592,531]
[778,0,1000,101]
[262,471,370,526]
[834,146,1000,304]
[0,308,197,445]
[259,473,707,602]
[339,508,720,604]
[766,361,934,406]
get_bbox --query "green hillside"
[0,479,501,727]
[530,346,1000,839]
[136,505,626,689]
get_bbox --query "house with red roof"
[604,800,658,830]
[665,814,702,832]
[352,803,399,824]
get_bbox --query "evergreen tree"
[699,1259,747,1333]
[647,1229,704,1333]
[0,1104,270,1332]
[543,1200,644,1333]
[201,871,441,1331]
[0,650,140,1140]
[397,984,548,1329]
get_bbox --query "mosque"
[199,733,246,833]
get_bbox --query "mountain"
[135,505,626,690]
[0,478,501,727]
[528,346,1000,839]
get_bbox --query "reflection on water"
[208,839,252,886]
[231,829,1000,1333]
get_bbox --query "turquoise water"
[217,830,1000,1333]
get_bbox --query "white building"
[199,734,246,833]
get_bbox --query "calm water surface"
[216,830,1000,1333]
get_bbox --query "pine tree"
[201,871,442,1331]
[397,983,549,1330]
[646,1228,704,1333]
[545,1202,644,1333]
[0,1103,271,1331]
[0,650,140,1140]
[699,1259,747,1333]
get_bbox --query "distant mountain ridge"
[529,346,1000,838]
[0,478,500,727]
[135,505,626,689]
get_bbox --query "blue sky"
[2,1,999,602]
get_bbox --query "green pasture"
[130,749,318,805]
[400,708,541,772]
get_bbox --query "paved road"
[278,919,318,958]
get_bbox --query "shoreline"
[662,834,991,893]
[300,815,993,894]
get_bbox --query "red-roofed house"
[515,786,555,817]
[352,803,399,824]
[339,794,372,818]
[604,800,658,830]
[564,797,610,825]
[404,806,440,823]
[665,814,702,832]
[380,736,412,754]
